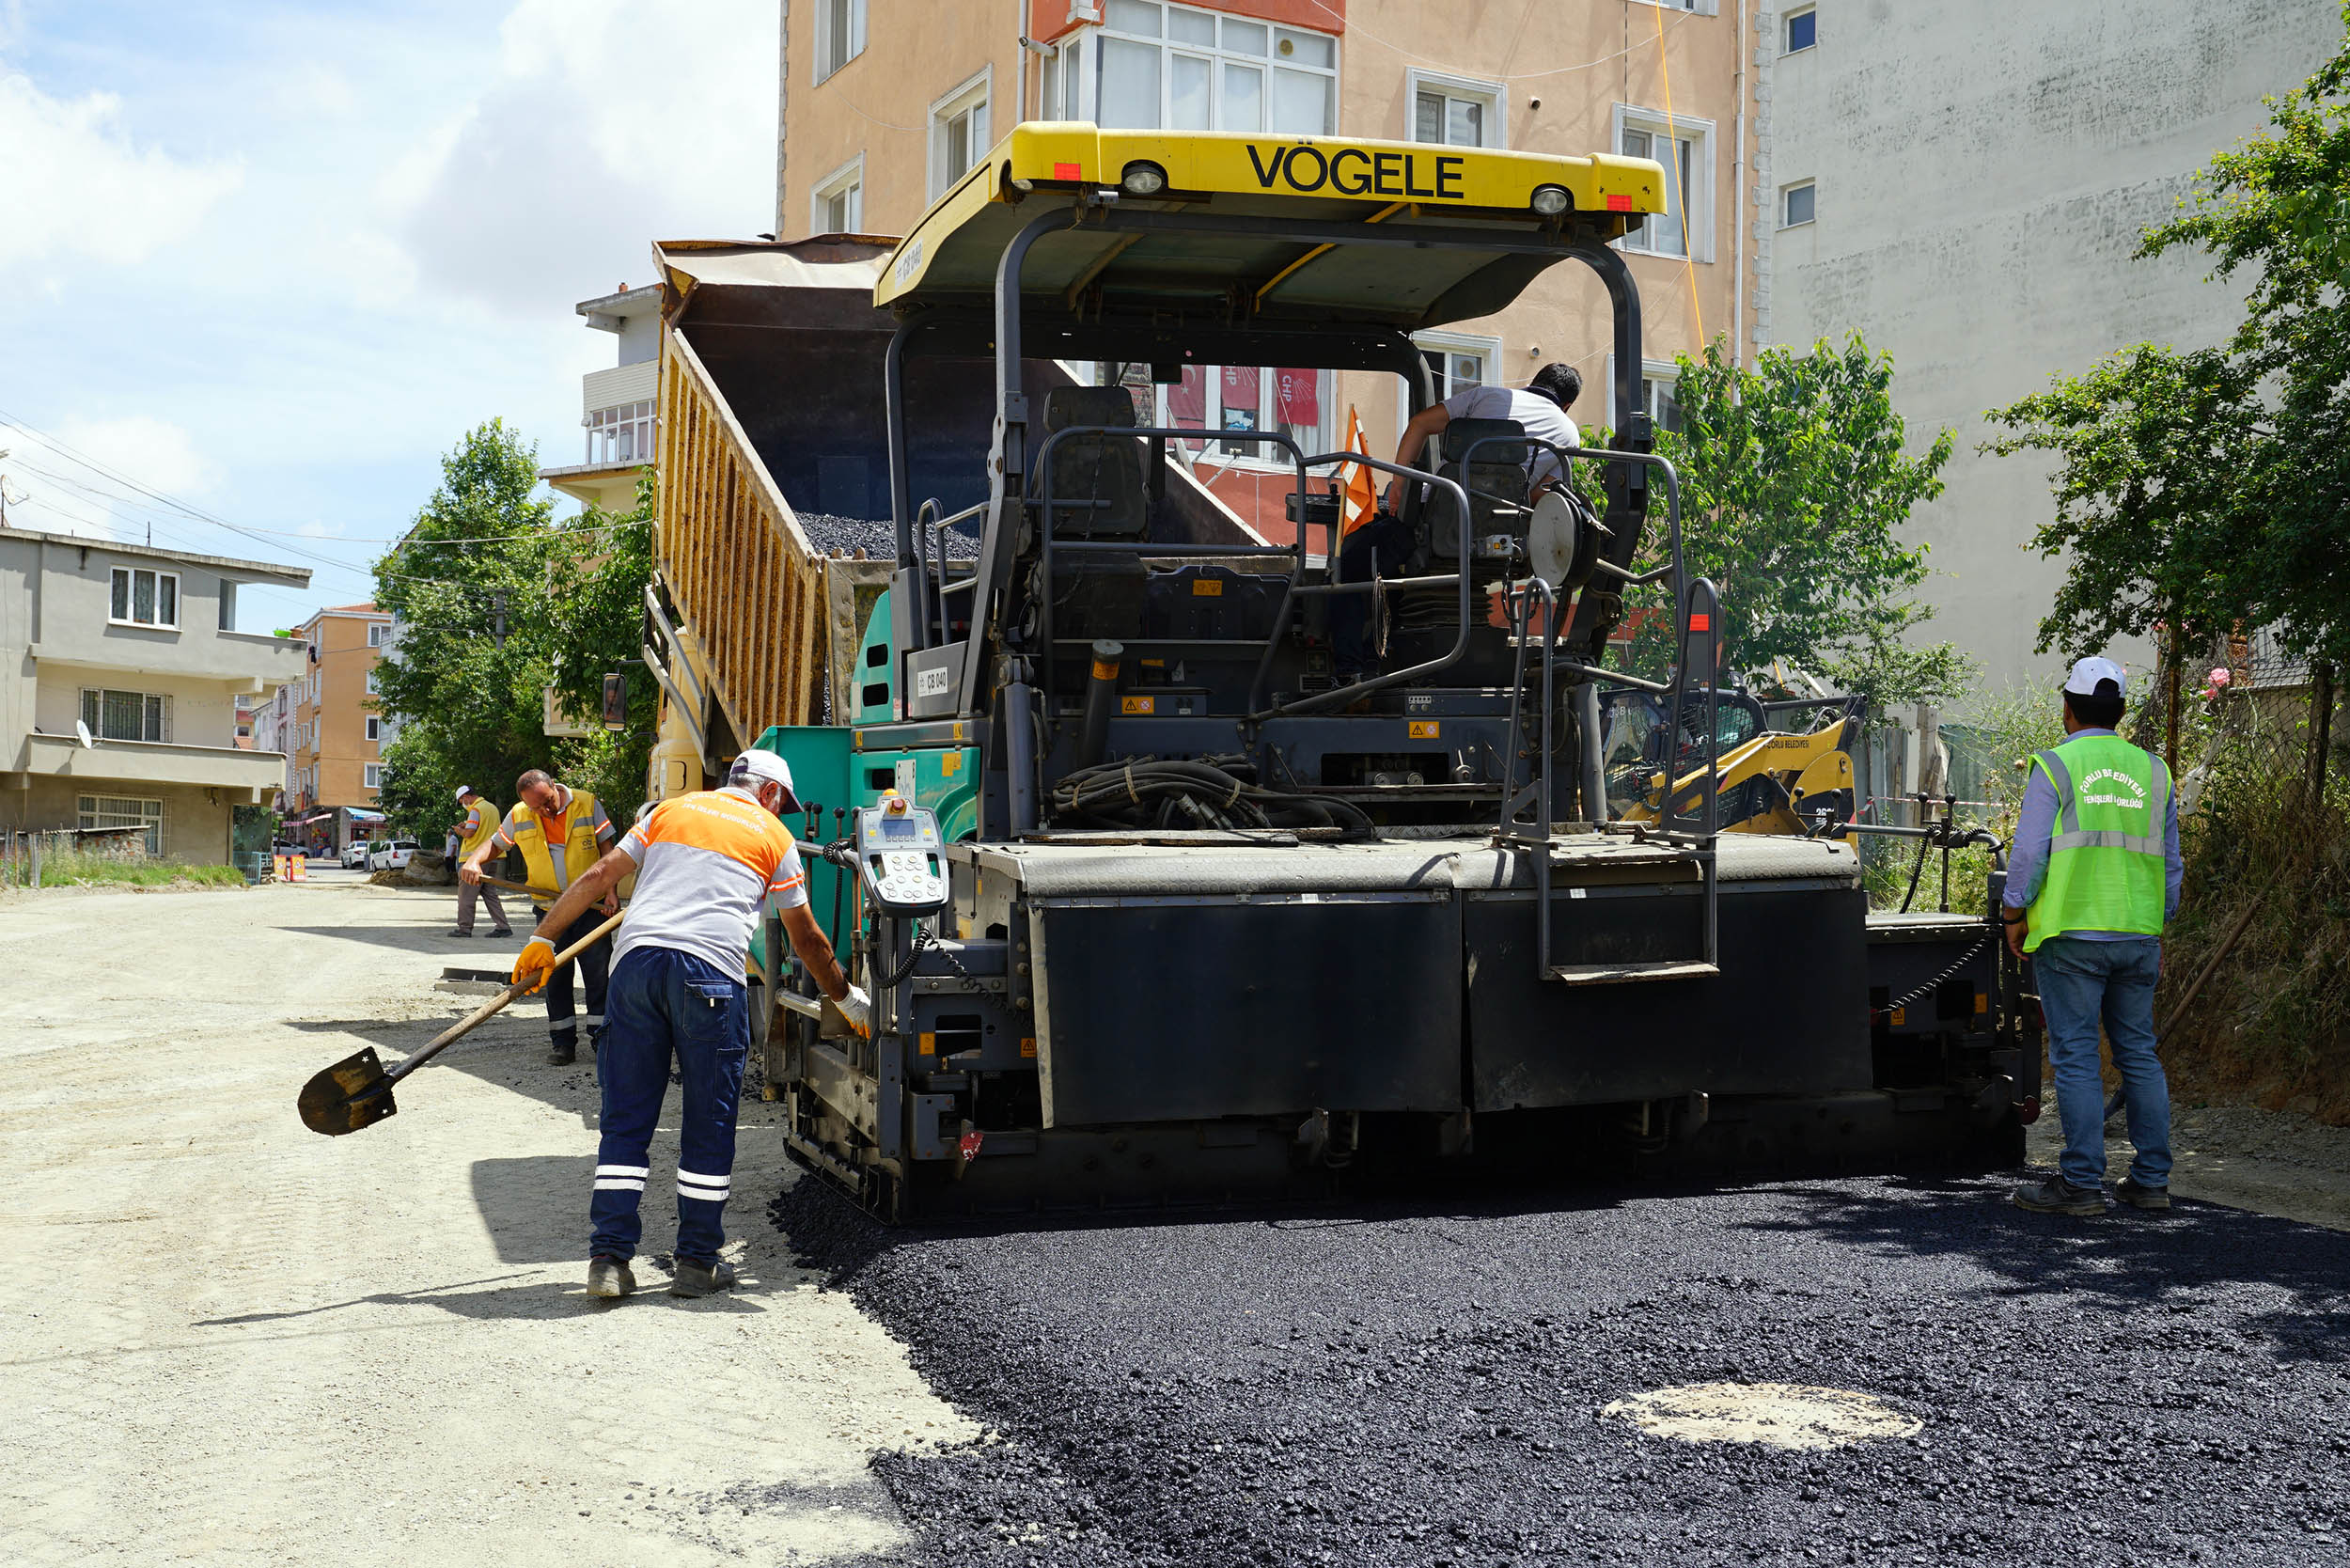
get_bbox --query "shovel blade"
[298,1046,399,1136]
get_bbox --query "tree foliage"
[370,423,656,834]
[1987,6,2350,672]
[1628,335,1970,704]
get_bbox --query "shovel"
[298,911,622,1136]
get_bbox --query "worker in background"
[2004,657,2183,1216]
[446,785,511,939]
[1335,364,1585,684]
[511,748,870,1299]
[462,768,617,1065]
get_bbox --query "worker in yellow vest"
[446,786,513,939]
[462,768,618,1065]
[2002,658,2183,1217]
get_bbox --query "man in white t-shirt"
[1337,364,1585,682]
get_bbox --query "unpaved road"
[0,879,973,1567]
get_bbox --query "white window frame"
[217,580,237,632]
[366,669,381,696]
[108,567,180,630]
[367,622,388,648]
[78,794,164,857]
[586,400,655,465]
[812,0,867,84]
[810,152,865,237]
[1781,180,1817,229]
[1602,354,1690,436]
[1405,69,1506,149]
[1147,362,1335,471]
[364,762,384,791]
[1400,329,1504,440]
[1612,104,1716,263]
[1628,0,1717,13]
[80,686,171,745]
[929,68,993,202]
[366,715,383,744]
[1784,6,1818,54]
[1089,2,1338,136]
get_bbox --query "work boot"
[548,1033,577,1066]
[2115,1177,2172,1212]
[446,928,473,938]
[669,1257,738,1297]
[587,1255,635,1299]
[2012,1174,2104,1215]
[490,925,513,937]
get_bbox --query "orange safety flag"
[1338,403,1377,536]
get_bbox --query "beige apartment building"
[0,527,310,863]
[776,0,1755,529]
[283,604,393,830]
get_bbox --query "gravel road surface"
[777,1159,2350,1568]
[0,879,971,1566]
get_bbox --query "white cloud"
[0,64,244,269]
[53,416,216,499]
[393,0,776,316]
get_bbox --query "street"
[6,879,2348,1568]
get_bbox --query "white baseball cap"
[454,784,476,801]
[2062,656,2127,701]
[727,748,801,812]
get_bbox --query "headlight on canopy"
[1531,184,1572,217]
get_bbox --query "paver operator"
[509,748,870,1298]
[446,786,512,939]
[1336,364,1585,684]
[462,769,616,1066]
[2004,657,2183,1217]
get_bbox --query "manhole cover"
[1601,1382,1921,1450]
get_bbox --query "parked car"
[368,838,418,872]
[339,840,371,869]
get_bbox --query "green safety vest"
[2024,732,2170,951]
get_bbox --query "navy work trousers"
[589,946,749,1264]
[541,907,611,1044]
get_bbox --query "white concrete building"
[540,283,663,512]
[0,528,311,862]
[1757,0,2342,690]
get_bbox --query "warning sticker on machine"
[1192,578,1224,596]
[1408,720,1440,739]
[1122,696,1156,714]
[1020,1037,1038,1058]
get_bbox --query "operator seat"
[1430,416,1529,560]
[1038,386,1150,540]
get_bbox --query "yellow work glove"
[836,983,873,1038]
[511,935,558,995]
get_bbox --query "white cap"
[2063,656,2127,701]
[727,748,800,810]
[454,784,476,801]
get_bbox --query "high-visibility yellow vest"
[459,800,502,858]
[505,788,606,902]
[2024,732,2170,951]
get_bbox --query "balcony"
[19,732,289,802]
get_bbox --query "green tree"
[539,472,659,823]
[1631,335,1971,705]
[371,421,556,835]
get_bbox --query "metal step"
[1545,960,1722,985]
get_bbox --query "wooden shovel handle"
[385,911,624,1086]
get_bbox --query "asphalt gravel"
[798,513,979,561]
[771,1173,2350,1568]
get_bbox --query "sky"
[0,0,778,632]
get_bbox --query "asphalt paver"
[773,1173,2350,1567]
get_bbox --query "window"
[814,0,866,81]
[1632,0,1716,11]
[81,688,169,744]
[79,795,164,857]
[1092,1,1336,136]
[364,763,384,790]
[1641,365,1685,435]
[368,622,388,648]
[108,567,180,629]
[366,716,383,744]
[811,154,864,236]
[1152,362,1331,468]
[1408,71,1504,149]
[1616,108,1713,260]
[218,580,236,631]
[366,670,381,696]
[1782,180,1817,228]
[586,400,655,465]
[1785,8,1817,53]
[930,71,991,200]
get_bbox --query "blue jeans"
[2035,935,2171,1190]
[589,947,749,1264]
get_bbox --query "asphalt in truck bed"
[773,1172,2350,1567]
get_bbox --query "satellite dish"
[1527,490,1579,589]
[74,719,95,749]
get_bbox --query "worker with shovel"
[462,769,617,1066]
[2004,657,2182,1216]
[510,748,870,1299]
[446,786,512,939]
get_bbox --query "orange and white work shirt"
[611,786,807,977]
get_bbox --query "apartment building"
[0,527,310,863]
[540,284,664,512]
[776,0,1756,530]
[283,604,393,836]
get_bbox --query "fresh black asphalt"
[771,1173,2350,1567]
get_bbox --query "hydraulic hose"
[1048,757,1373,835]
